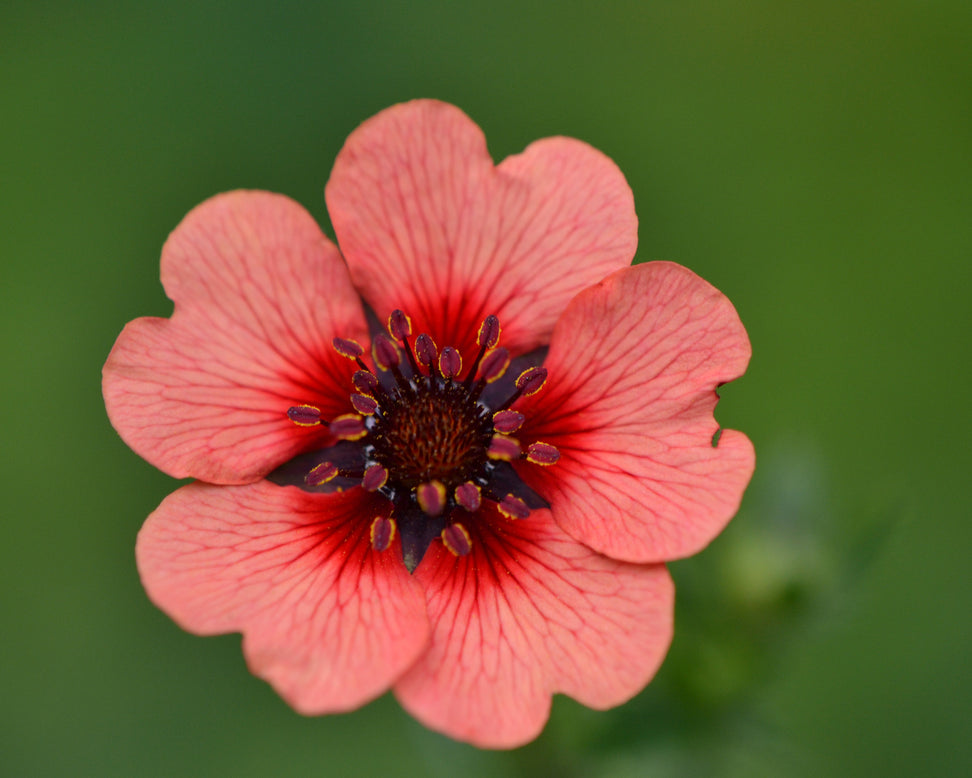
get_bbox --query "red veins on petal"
[516,261,756,564]
[325,99,638,357]
[136,481,429,713]
[102,191,369,484]
[394,506,674,749]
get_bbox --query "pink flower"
[103,100,754,748]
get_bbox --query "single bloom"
[103,100,754,748]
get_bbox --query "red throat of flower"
[280,311,560,573]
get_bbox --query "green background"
[3,1,969,775]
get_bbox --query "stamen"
[329,414,367,440]
[525,442,560,466]
[488,434,521,461]
[498,366,549,410]
[498,494,530,520]
[515,366,548,396]
[350,394,379,415]
[388,309,412,341]
[416,480,447,516]
[438,347,461,379]
[464,315,502,388]
[455,481,482,512]
[414,334,438,371]
[306,461,338,487]
[492,409,524,433]
[372,334,401,371]
[442,523,472,557]
[361,463,388,492]
[477,315,501,349]
[352,370,380,395]
[370,516,396,552]
[477,347,510,384]
[332,337,364,360]
[287,405,321,426]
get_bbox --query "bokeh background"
[3,1,969,775]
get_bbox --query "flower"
[103,100,754,748]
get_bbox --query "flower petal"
[518,261,755,563]
[103,191,368,483]
[326,99,637,357]
[137,481,429,713]
[393,507,673,749]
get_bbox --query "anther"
[488,434,521,461]
[352,370,380,395]
[477,347,510,384]
[438,347,461,379]
[526,442,560,466]
[442,523,472,557]
[414,334,438,370]
[361,463,388,492]
[515,366,548,396]
[498,494,530,520]
[455,482,482,512]
[287,405,321,426]
[350,394,379,415]
[388,309,412,341]
[477,315,501,349]
[492,409,524,433]
[306,462,338,487]
[328,414,367,440]
[416,480,447,516]
[332,337,363,360]
[370,516,396,552]
[372,334,401,371]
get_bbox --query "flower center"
[283,310,560,572]
[371,382,491,489]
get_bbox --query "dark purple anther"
[332,337,363,359]
[416,481,446,516]
[372,334,400,370]
[526,442,560,466]
[492,410,524,433]
[488,434,521,461]
[477,315,501,349]
[414,333,437,368]
[370,516,395,552]
[498,494,530,520]
[442,524,472,557]
[388,309,412,341]
[351,394,379,415]
[287,405,321,426]
[439,347,461,379]
[477,347,510,383]
[362,463,388,492]
[329,414,367,440]
[352,370,379,394]
[515,366,548,396]
[306,461,338,486]
[455,482,482,512]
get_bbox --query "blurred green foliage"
[2,1,969,775]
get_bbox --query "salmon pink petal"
[326,99,637,356]
[103,191,368,484]
[519,261,755,564]
[136,481,429,713]
[394,508,673,749]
